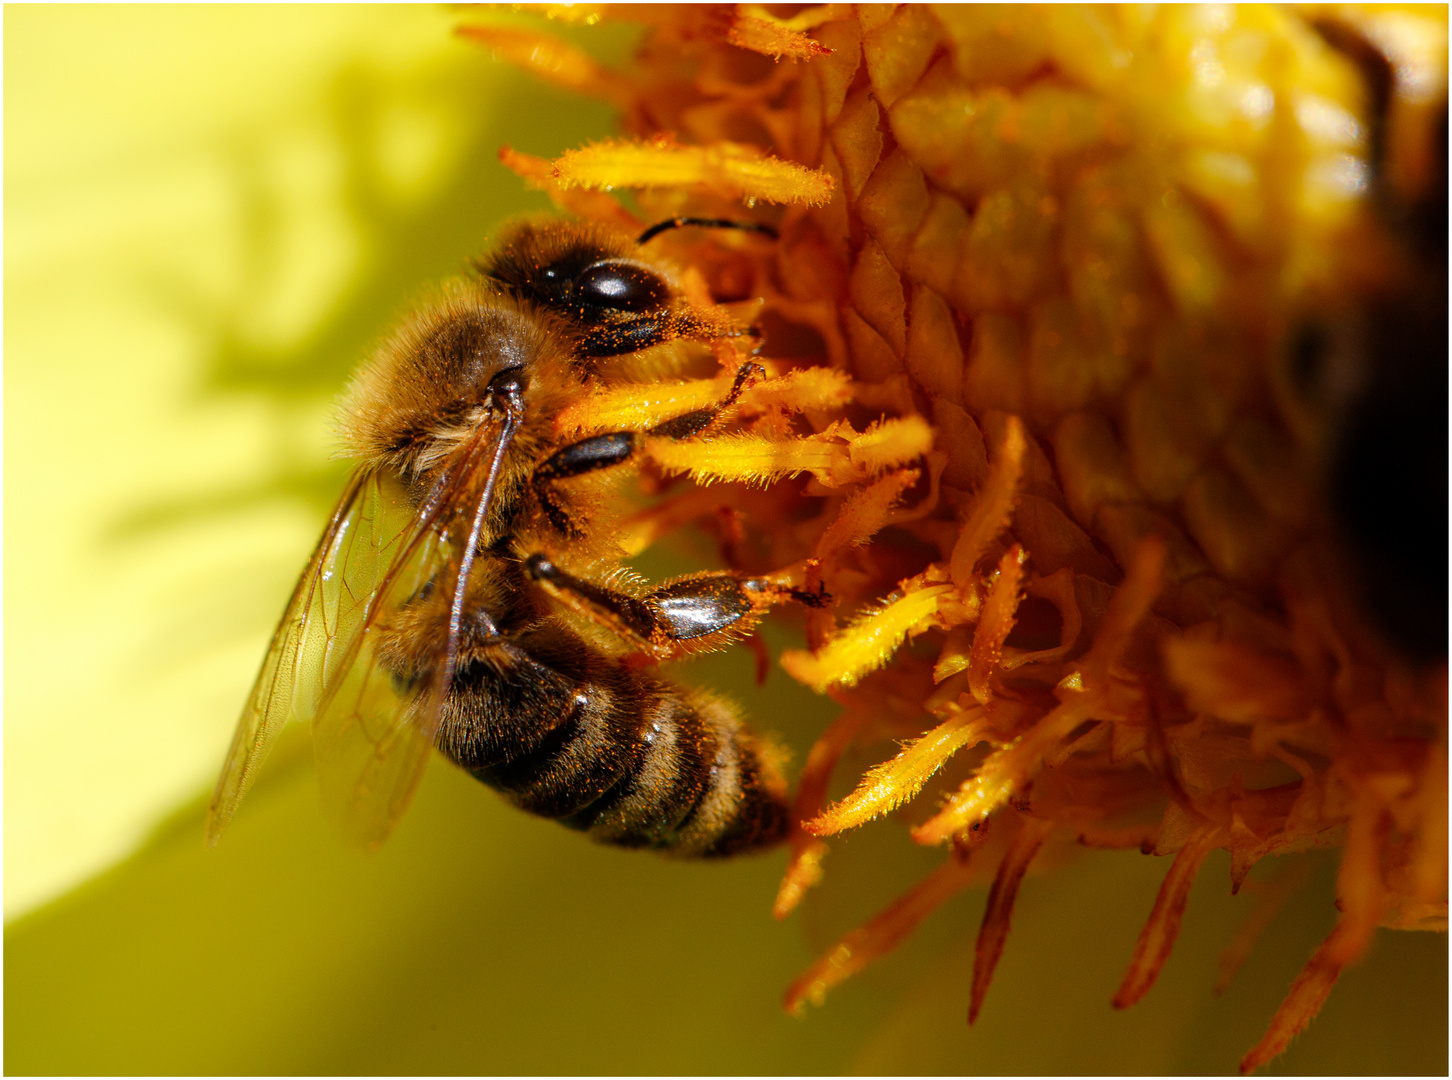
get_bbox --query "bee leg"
[531,362,766,536]
[531,431,638,537]
[581,318,673,359]
[525,554,825,660]
[647,361,764,440]
[581,305,746,360]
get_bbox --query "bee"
[206,216,819,856]
[1297,17,1448,663]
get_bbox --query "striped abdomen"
[435,625,788,857]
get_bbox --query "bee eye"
[574,262,670,313]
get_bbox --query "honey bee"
[1299,17,1448,663]
[207,216,819,856]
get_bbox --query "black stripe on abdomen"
[436,633,787,855]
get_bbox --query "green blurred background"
[4,5,1445,1074]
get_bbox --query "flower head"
[470,5,1447,1071]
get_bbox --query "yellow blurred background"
[4,5,1445,1073]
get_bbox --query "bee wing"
[307,493,450,850]
[309,419,510,849]
[209,409,513,849]
[206,468,412,845]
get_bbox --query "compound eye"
[574,261,670,313]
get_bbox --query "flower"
[470,5,1448,1071]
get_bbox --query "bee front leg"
[645,360,764,440]
[532,361,766,537]
[524,554,826,661]
[580,305,750,360]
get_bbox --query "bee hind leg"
[525,554,822,660]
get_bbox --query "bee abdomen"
[567,687,789,857]
[439,636,788,857]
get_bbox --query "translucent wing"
[307,487,451,850]
[209,403,516,848]
[309,422,506,848]
[206,468,412,845]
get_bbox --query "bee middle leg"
[524,553,825,660]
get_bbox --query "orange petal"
[740,365,853,414]
[553,137,835,206]
[1215,861,1314,995]
[555,375,728,435]
[456,24,632,106]
[814,469,919,562]
[911,693,1099,844]
[781,581,954,692]
[970,817,1054,1023]
[496,145,639,227]
[847,415,935,473]
[1082,534,1165,685]
[646,431,846,487]
[774,706,872,919]
[773,837,828,921]
[807,705,988,836]
[968,545,1026,705]
[783,854,976,1015]
[727,7,833,60]
[1113,824,1222,1009]
[1238,915,1366,1074]
[948,415,1025,587]
[1241,794,1390,1069]
[932,624,975,684]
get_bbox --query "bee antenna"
[636,217,779,245]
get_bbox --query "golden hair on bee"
[339,283,578,487]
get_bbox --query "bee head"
[476,220,741,364]
[477,221,664,314]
